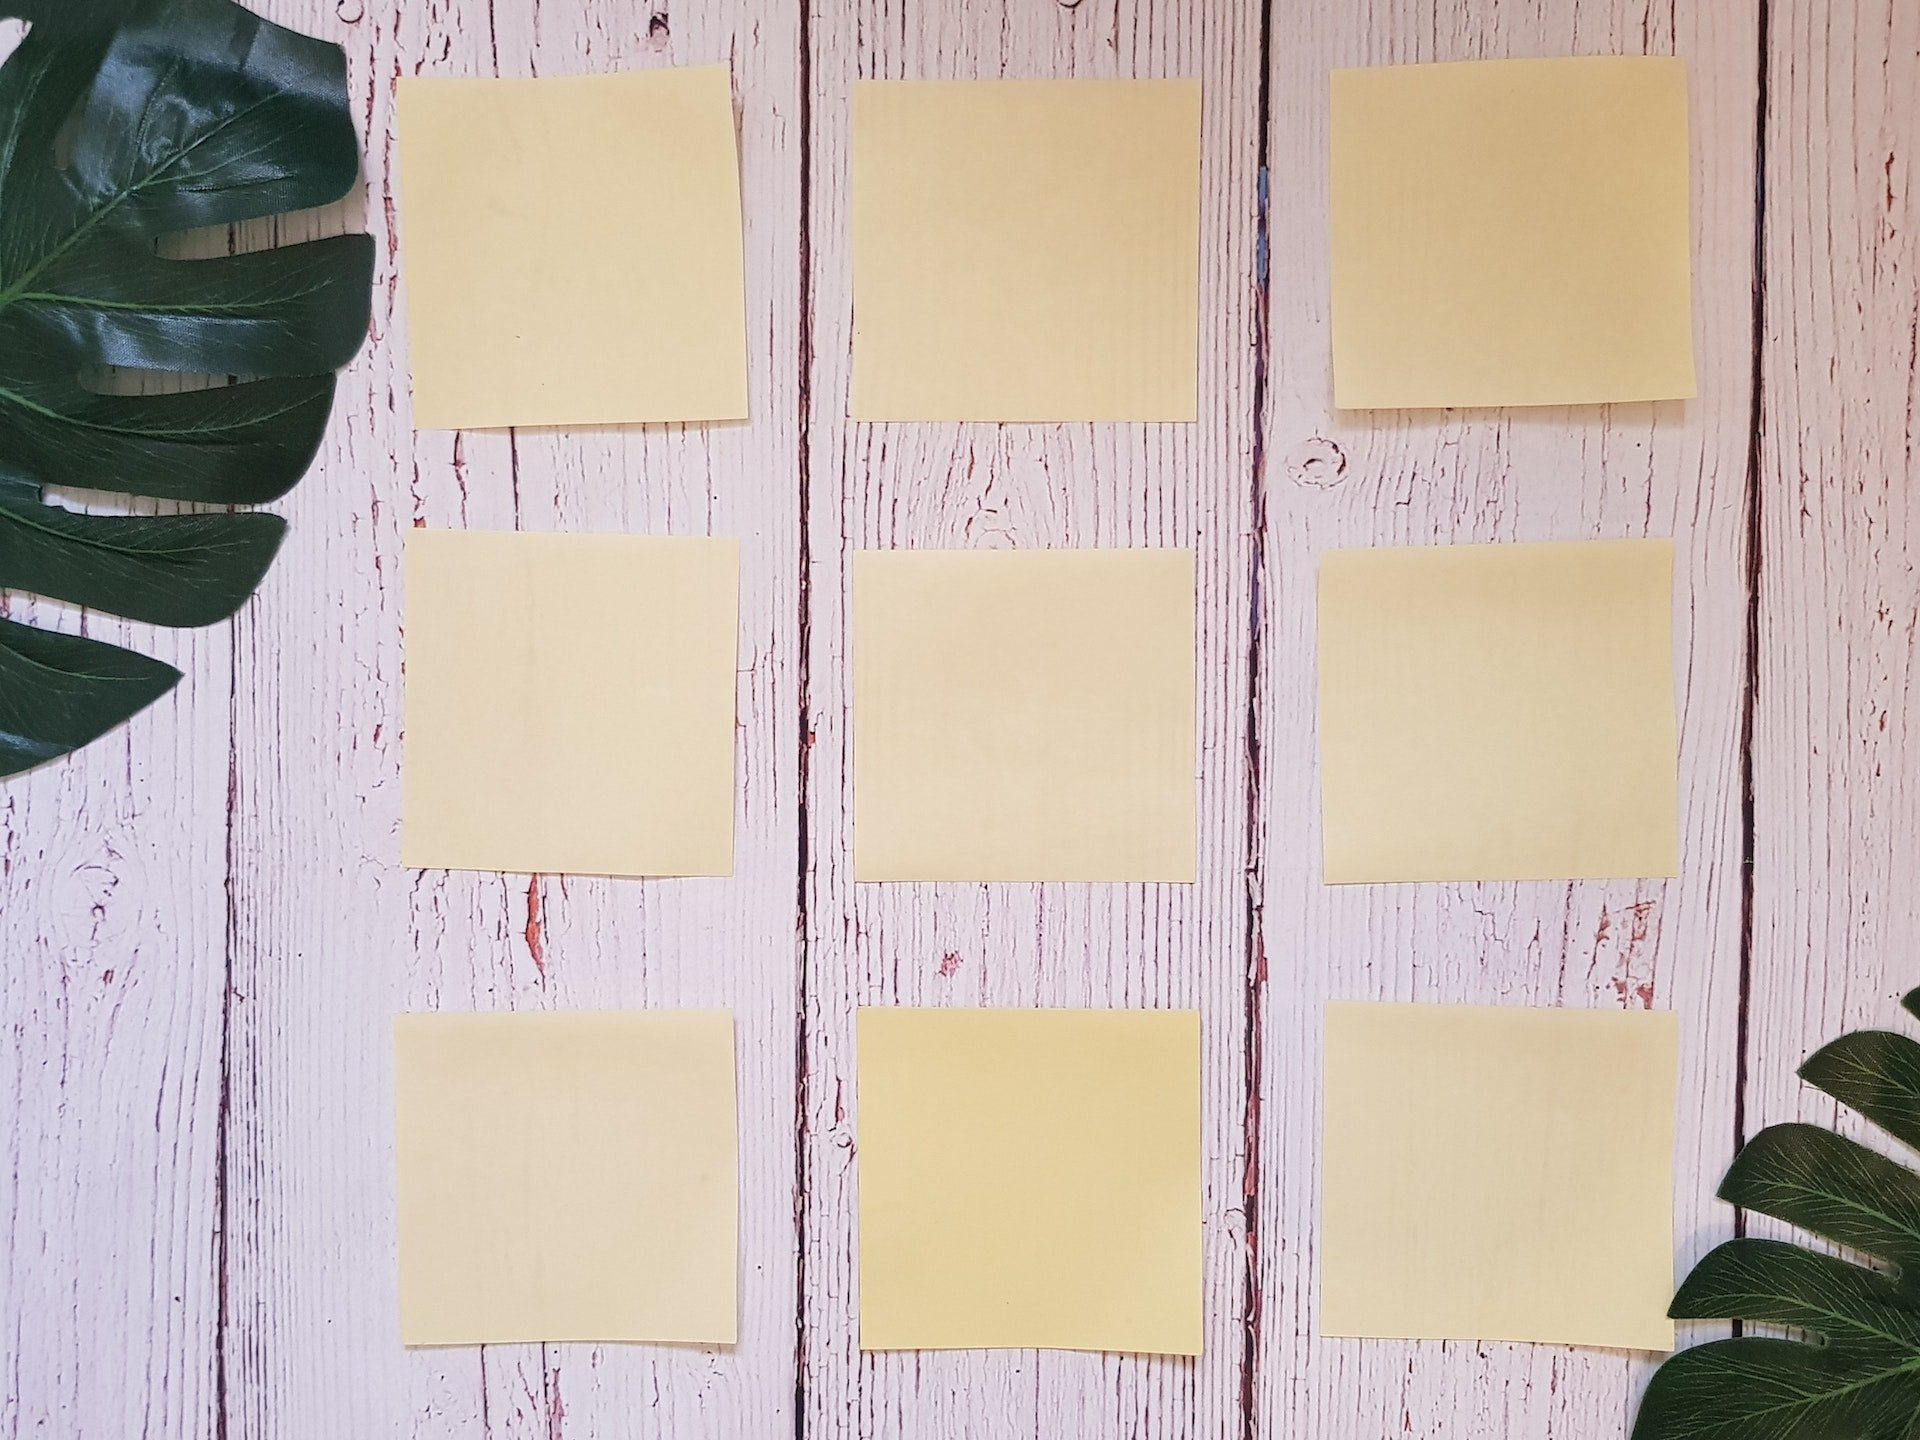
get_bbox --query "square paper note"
[398,66,749,427]
[1317,538,1677,883]
[1331,57,1694,409]
[859,1007,1202,1353]
[395,1010,737,1345]
[403,531,738,877]
[1320,1002,1678,1350]
[853,549,1196,882]
[852,79,1202,420]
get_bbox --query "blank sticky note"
[851,79,1202,420]
[398,66,749,428]
[1331,57,1694,409]
[1320,1002,1678,1350]
[403,531,738,877]
[853,549,1196,882]
[858,1007,1202,1354]
[395,1010,737,1345]
[1318,539,1677,883]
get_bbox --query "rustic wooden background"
[2,0,1915,1435]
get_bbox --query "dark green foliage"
[0,0,370,776]
[1633,988,1920,1440]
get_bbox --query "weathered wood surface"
[1252,5,1759,1439]
[1747,0,1919,1189]
[1,0,1913,1436]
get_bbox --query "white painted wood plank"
[1253,6,1758,1440]
[221,2,803,1436]
[0,22,234,1435]
[798,3,1264,1437]
[1746,0,1920,1132]
[0,604,228,1440]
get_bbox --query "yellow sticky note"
[853,549,1196,882]
[397,66,749,428]
[402,531,738,877]
[1320,1002,1678,1351]
[851,79,1201,420]
[395,1010,737,1345]
[858,1007,1202,1354]
[1317,539,1677,883]
[1330,57,1694,409]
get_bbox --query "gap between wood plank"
[791,0,817,1432]
[1732,0,1773,1252]
[1239,0,1278,1435]
[215,210,249,1440]
[215,628,238,1440]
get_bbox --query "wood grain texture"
[2,0,1915,1436]
[0,601,227,1440]
[2,16,235,1424]
[1252,5,1758,1440]
[1746,0,1920,1147]
[798,1,1260,1436]
[220,1,801,1436]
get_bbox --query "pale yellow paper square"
[402,531,738,877]
[1320,1002,1677,1351]
[851,79,1201,420]
[395,1010,738,1345]
[1317,538,1677,883]
[858,1007,1202,1354]
[397,66,749,428]
[1331,56,1694,409]
[853,549,1196,882]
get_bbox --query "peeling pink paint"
[524,877,546,978]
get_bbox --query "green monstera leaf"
[0,0,371,776]
[1632,988,1920,1440]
